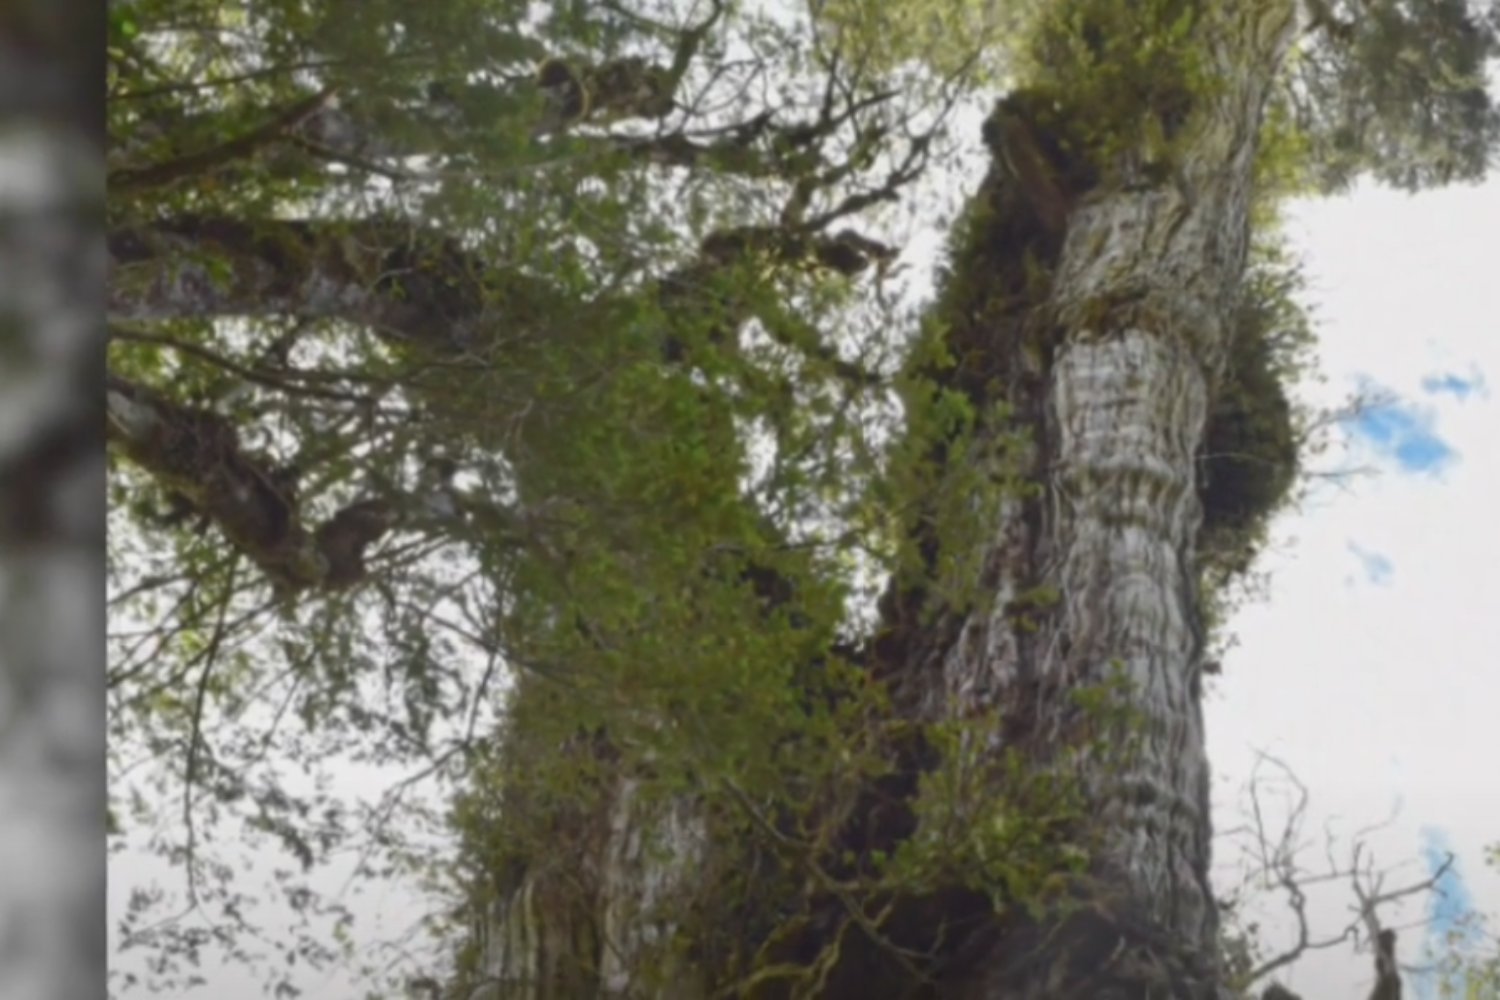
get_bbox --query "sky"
[1206,173,1500,998]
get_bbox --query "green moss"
[1198,336,1296,544]
[1016,0,1214,180]
[1195,241,1315,637]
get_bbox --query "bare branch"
[1224,751,1456,995]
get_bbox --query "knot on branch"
[981,90,1100,238]
[314,498,396,589]
[107,376,299,555]
[700,225,894,277]
[536,56,675,130]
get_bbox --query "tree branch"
[107,215,561,353]
[105,372,396,595]
[110,85,337,192]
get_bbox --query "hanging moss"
[1195,247,1311,607]
[1198,335,1296,542]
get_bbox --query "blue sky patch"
[1347,543,1393,585]
[1345,398,1457,475]
[1423,828,1475,937]
[1421,369,1487,401]
[1416,828,1482,1000]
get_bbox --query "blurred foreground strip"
[0,3,105,999]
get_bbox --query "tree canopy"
[106,0,1500,996]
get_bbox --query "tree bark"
[922,8,1301,998]
[101,3,1301,996]
[463,5,1304,998]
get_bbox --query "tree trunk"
[465,5,1302,999]
[936,13,1302,997]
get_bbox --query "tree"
[104,0,1499,998]
[1216,754,1460,1000]
[1428,840,1500,1000]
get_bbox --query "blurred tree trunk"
[1,5,105,1000]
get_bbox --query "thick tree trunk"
[916,10,1299,999]
[464,5,1302,999]
[469,773,709,1000]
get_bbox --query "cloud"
[1421,369,1488,402]
[1225,178,1500,1000]
[1344,394,1458,475]
[1346,542,1393,586]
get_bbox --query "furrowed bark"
[465,4,1306,997]
[927,7,1301,998]
[470,776,709,1000]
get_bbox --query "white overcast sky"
[105,128,1500,1000]
[1207,173,1500,998]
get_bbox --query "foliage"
[1195,237,1315,638]
[106,0,1001,993]
[105,0,1499,995]
[1020,0,1210,162]
[1281,0,1500,192]
[810,0,1030,80]
[1433,841,1500,1000]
